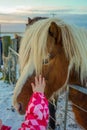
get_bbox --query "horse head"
[13,18,87,116]
[12,19,70,114]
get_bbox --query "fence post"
[8,39,17,84]
[8,47,19,84]
[2,36,11,82]
[0,39,3,68]
[8,48,16,84]
[64,85,69,130]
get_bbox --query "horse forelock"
[19,18,65,75]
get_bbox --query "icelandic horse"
[13,18,87,129]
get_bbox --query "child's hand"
[0,119,2,130]
[31,75,46,93]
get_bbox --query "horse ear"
[49,22,62,44]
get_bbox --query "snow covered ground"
[0,73,24,130]
[56,95,84,130]
[0,72,84,130]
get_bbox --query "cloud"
[0,6,87,23]
[0,7,16,14]
[0,14,27,23]
[77,6,87,14]
[15,6,87,14]
[1,5,87,14]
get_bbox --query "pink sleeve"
[18,92,49,130]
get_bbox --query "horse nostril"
[18,103,23,112]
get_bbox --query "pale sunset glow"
[0,6,32,14]
[0,7,16,14]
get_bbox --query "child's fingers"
[35,76,38,86]
[43,77,46,87]
[31,83,35,91]
[39,75,42,84]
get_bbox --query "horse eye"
[44,59,49,64]
[43,53,51,64]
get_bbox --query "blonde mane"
[19,18,87,84]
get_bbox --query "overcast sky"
[0,0,87,32]
[0,0,87,23]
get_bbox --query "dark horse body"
[13,18,87,129]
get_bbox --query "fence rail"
[9,47,20,57]
[70,84,87,95]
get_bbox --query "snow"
[0,75,24,130]
[0,72,84,130]
[56,94,84,130]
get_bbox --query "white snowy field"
[0,72,84,130]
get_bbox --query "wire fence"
[63,85,87,130]
[7,48,87,130]
[48,85,87,130]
